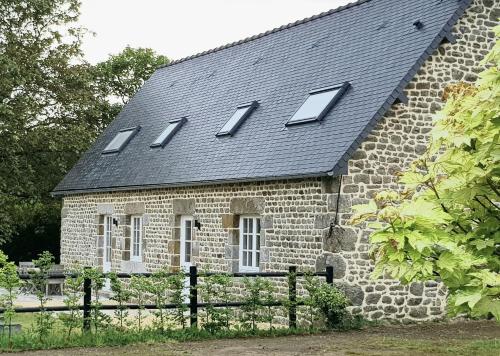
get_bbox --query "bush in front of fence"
[0,251,365,351]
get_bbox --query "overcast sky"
[79,0,352,63]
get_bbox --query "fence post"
[189,265,198,328]
[326,266,334,285]
[83,267,91,332]
[288,265,297,329]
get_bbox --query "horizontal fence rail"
[5,266,334,331]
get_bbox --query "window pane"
[243,251,247,266]
[185,220,192,241]
[219,106,250,135]
[243,235,247,249]
[243,218,248,233]
[103,129,135,153]
[256,218,261,234]
[256,252,260,267]
[152,121,180,146]
[290,89,340,123]
[185,242,191,262]
[248,251,252,265]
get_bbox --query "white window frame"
[180,215,194,267]
[104,215,113,265]
[239,216,261,272]
[131,215,142,262]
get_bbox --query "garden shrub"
[109,272,132,329]
[240,276,277,331]
[167,272,188,329]
[29,251,55,341]
[0,251,21,345]
[83,267,110,334]
[303,275,350,329]
[130,275,148,331]
[0,255,366,351]
[59,267,83,337]
[199,273,232,333]
[144,267,171,332]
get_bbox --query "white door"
[103,215,112,289]
[180,215,194,301]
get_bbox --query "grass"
[1,312,325,352]
[0,326,322,351]
[3,313,498,355]
[10,312,65,332]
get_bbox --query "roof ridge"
[158,0,372,69]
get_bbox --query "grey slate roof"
[53,0,471,195]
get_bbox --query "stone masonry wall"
[61,179,327,275]
[317,0,496,320]
[60,0,496,322]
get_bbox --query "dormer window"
[151,117,187,148]
[286,82,350,125]
[216,101,258,136]
[102,126,140,154]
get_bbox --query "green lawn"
[0,319,496,355]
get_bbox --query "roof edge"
[158,0,372,69]
[51,170,334,197]
[329,0,472,177]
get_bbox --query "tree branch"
[486,178,500,197]
[474,197,500,221]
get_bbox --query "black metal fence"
[8,265,334,331]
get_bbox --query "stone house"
[54,0,497,321]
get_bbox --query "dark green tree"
[93,46,168,104]
[0,0,168,256]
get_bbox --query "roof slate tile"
[54,0,470,195]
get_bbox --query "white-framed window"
[131,216,142,262]
[180,216,193,265]
[104,216,113,265]
[239,216,261,272]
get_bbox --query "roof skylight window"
[286,82,350,125]
[151,117,187,148]
[216,101,258,136]
[102,126,140,154]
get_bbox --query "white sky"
[80,0,352,63]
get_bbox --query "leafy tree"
[0,0,93,242]
[93,46,168,105]
[351,26,500,320]
[0,0,168,253]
